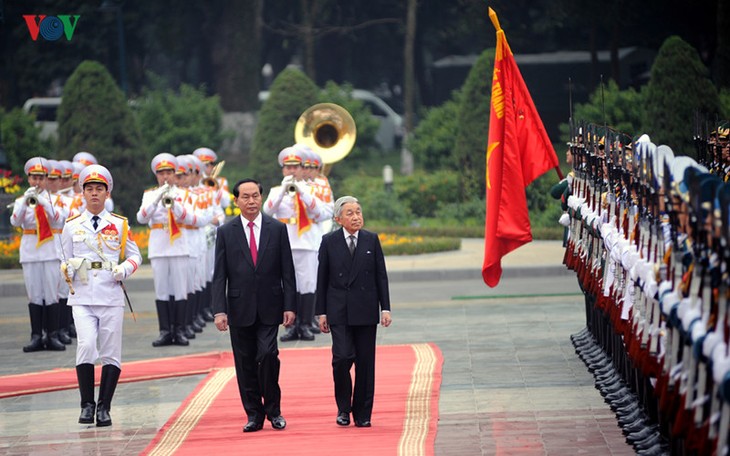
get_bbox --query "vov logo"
[23,15,80,41]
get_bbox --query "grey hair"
[333,195,359,217]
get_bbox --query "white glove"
[60,261,75,279]
[112,264,126,281]
[24,187,38,197]
[558,212,570,227]
[281,175,294,186]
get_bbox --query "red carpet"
[142,343,442,456]
[0,351,226,398]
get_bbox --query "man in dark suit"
[212,178,297,433]
[316,195,392,428]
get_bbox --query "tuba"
[294,103,356,173]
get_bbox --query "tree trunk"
[300,0,318,81]
[401,0,417,175]
[210,0,262,112]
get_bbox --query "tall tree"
[207,0,262,112]
[401,0,417,175]
[645,36,720,155]
[57,60,145,217]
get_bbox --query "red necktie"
[248,221,257,266]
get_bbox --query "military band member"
[61,164,142,427]
[10,157,68,352]
[264,146,333,342]
[45,160,75,345]
[72,151,115,213]
[137,153,193,346]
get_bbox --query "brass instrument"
[157,183,174,208]
[25,187,39,208]
[294,103,356,172]
[286,183,298,197]
[202,160,226,188]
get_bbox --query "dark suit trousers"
[229,322,282,422]
[330,324,377,422]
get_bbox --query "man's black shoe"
[269,415,286,430]
[336,412,350,426]
[243,421,264,432]
[355,420,371,427]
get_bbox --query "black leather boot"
[173,300,190,346]
[152,300,174,347]
[280,293,300,342]
[76,363,96,424]
[44,303,66,351]
[96,364,121,427]
[23,303,45,352]
[298,293,315,341]
[57,298,72,344]
[201,284,215,322]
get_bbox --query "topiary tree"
[249,68,319,191]
[644,36,720,155]
[57,60,146,217]
[135,79,227,157]
[0,108,47,177]
[452,48,494,199]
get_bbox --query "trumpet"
[25,187,39,208]
[286,183,298,197]
[202,160,226,189]
[157,183,175,208]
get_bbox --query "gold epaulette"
[111,212,128,221]
[66,213,82,223]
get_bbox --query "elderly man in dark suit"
[316,195,392,428]
[212,178,297,433]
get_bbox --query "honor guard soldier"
[185,154,214,336]
[264,146,333,341]
[68,162,87,217]
[73,151,115,213]
[137,153,194,346]
[10,157,69,352]
[46,160,75,345]
[60,164,142,427]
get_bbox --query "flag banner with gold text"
[482,8,560,287]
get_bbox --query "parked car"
[259,89,404,151]
[22,97,61,140]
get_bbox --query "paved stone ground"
[0,241,637,455]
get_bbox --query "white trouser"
[22,260,61,304]
[151,256,188,301]
[73,305,124,368]
[292,249,317,294]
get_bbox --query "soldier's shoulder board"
[66,213,82,223]
[110,212,128,221]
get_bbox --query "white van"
[22,97,61,140]
[259,89,404,151]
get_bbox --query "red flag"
[482,8,559,287]
[167,208,182,243]
[34,205,53,247]
[295,193,312,236]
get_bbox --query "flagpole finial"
[488,7,501,32]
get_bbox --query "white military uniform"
[138,184,192,300]
[10,167,67,306]
[62,209,141,367]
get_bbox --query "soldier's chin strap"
[83,234,137,322]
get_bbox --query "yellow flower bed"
[378,232,423,246]
[0,234,20,257]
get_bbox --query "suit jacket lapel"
[232,217,255,268]
[346,230,364,285]
[257,215,272,267]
